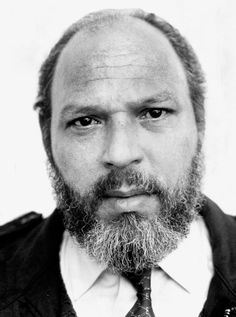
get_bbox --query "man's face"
[50,18,201,272]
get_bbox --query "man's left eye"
[140,108,167,120]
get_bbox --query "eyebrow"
[59,90,175,121]
[127,91,174,107]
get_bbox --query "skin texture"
[51,17,198,220]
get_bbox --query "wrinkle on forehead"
[72,64,153,70]
[60,48,159,68]
[56,49,180,91]
[52,17,189,104]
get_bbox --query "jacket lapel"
[200,198,236,317]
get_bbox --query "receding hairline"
[57,10,170,57]
[67,9,152,33]
[56,13,183,64]
[53,10,188,94]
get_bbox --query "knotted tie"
[125,268,156,317]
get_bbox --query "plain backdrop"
[0,0,235,224]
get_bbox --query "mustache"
[86,168,167,201]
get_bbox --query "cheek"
[145,132,198,187]
[52,137,102,193]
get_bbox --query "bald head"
[52,16,189,105]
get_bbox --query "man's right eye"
[69,116,100,128]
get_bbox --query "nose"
[102,116,143,169]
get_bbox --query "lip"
[104,189,148,198]
[98,192,159,219]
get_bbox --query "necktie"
[125,268,156,317]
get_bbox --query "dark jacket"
[0,197,236,317]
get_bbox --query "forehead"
[52,17,189,108]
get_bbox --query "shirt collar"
[158,215,213,294]
[60,231,107,301]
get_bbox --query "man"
[0,8,236,317]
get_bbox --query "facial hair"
[48,149,204,273]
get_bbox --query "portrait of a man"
[0,6,236,317]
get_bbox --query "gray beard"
[48,149,204,273]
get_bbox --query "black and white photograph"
[0,1,235,316]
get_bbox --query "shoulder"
[203,197,236,221]
[0,212,43,244]
[0,211,62,311]
[201,196,236,238]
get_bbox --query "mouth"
[104,189,149,199]
[97,188,159,219]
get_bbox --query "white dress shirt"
[60,215,213,317]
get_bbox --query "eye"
[69,116,100,128]
[140,108,167,120]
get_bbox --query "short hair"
[34,9,205,160]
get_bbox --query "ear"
[38,113,53,162]
[198,130,204,147]
[38,112,46,134]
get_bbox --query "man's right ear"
[38,112,45,133]
[38,112,52,160]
